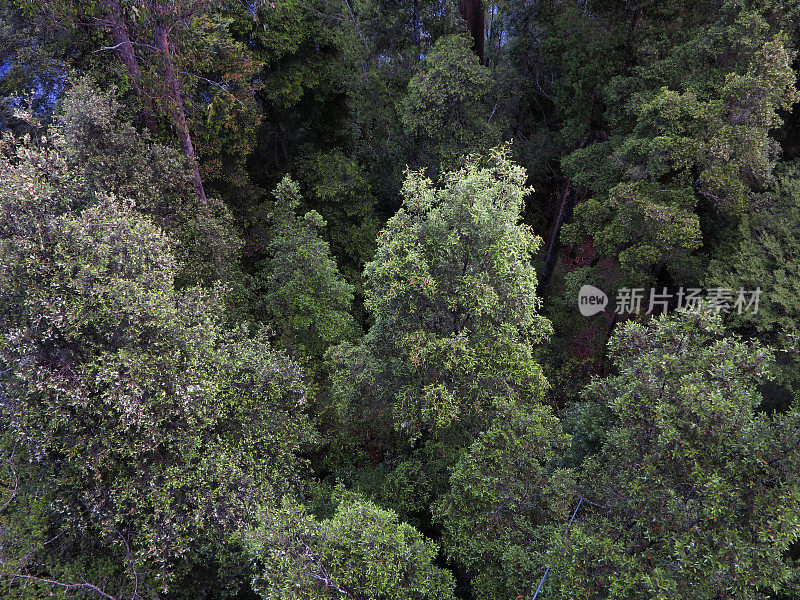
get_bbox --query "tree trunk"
[102,0,158,133]
[153,21,207,203]
[459,0,485,62]
[412,0,421,58]
[541,179,572,287]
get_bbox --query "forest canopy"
[2,1,800,599]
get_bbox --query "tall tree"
[559,1,798,286]
[50,78,241,284]
[543,311,800,599]
[458,0,484,61]
[707,159,800,404]
[401,34,496,171]
[327,147,551,514]
[25,0,262,200]
[435,401,573,600]
[248,176,357,364]
[0,140,316,598]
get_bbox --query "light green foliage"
[0,152,316,597]
[562,2,798,284]
[5,1,800,597]
[327,148,551,521]
[435,401,574,600]
[544,311,800,599]
[402,34,495,169]
[250,175,357,362]
[247,496,456,600]
[330,147,551,442]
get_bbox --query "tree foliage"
[247,496,456,600]
[545,312,800,599]
[0,141,315,598]
[2,2,800,599]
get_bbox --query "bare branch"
[3,573,117,600]
[93,41,160,54]
[177,70,248,108]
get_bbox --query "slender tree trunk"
[412,0,421,59]
[153,21,207,203]
[541,179,572,287]
[102,0,158,133]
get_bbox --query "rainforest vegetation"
[2,1,800,599]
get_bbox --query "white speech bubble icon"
[578,284,608,317]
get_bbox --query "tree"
[0,145,316,597]
[401,34,495,170]
[249,176,357,364]
[458,0,484,62]
[707,159,800,402]
[246,496,456,600]
[331,146,550,440]
[51,78,241,284]
[435,401,573,600]
[558,2,798,286]
[25,0,263,199]
[0,1,67,133]
[327,148,551,515]
[542,311,800,599]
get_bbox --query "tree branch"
[3,574,117,600]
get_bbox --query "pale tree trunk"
[153,20,207,203]
[102,0,158,133]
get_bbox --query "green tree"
[24,0,263,198]
[435,401,574,600]
[246,496,456,600]
[543,311,800,599]
[51,78,242,284]
[402,34,496,170]
[0,146,316,597]
[327,147,551,514]
[249,175,357,364]
[560,1,798,286]
[708,159,800,402]
[331,147,550,441]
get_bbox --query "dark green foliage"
[561,2,798,285]
[436,401,574,600]
[249,176,357,362]
[3,2,800,599]
[708,160,800,399]
[402,34,496,169]
[545,312,800,599]
[293,149,382,300]
[0,1,76,130]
